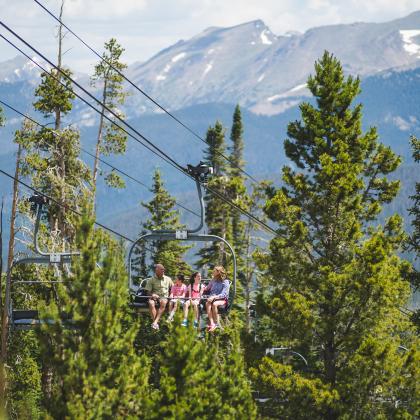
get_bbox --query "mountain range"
[0,11,419,253]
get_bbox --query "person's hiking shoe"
[151,323,159,330]
[193,320,198,328]
[181,319,188,327]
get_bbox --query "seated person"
[205,266,230,332]
[167,274,187,322]
[144,263,173,330]
[182,271,204,327]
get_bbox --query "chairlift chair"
[8,194,79,330]
[128,162,237,317]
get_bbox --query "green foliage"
[138,169,190,278]
[251,357,339,419]
[155,313,256,419]
[215,316,257,419]
[198,121,235,268]
[229,105,245,177]
[406,136,420,329]
[7,331,43,420]
[155,316,223,419]
[256,51,418,418]
[91,38,128,195]
[0,104,4,126]
[37,214,152,418]
[24,66,91,244]
[34,68,75,125]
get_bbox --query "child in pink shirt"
[167,274,187,322]
[182,272,204,328]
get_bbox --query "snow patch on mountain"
[172,52,186,62]
[400,30,420,57]
[203,62,213,76]
[267,83,308,101]
[260,29,272,45]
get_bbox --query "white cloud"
[65,0,148,19]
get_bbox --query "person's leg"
[212,300,225,326]
[148,299,157,321]
[192,300,200,327]
[167,300,175,321]
[154,298,168,324]
[183,300,190,319]
[206,300,215,326]
[192,301,199,320]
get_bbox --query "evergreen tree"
[407,135,420,329]
[216,317,257,419]
[139,169,190,278]
[255,52,418,418]
[30,70,91,243]
[91,38,128,201]
[0,104,4,126]
[198,121,233,268]
[37,214,152,418]
[2,121,45,419]
[228,106,249,298]
[155,317,223,419]
[154,313,256,419]
[229,105,245,178]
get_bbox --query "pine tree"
[255,52,418,418]
[31,73,91,243]
[37,214,153,418]
[228,106,248,285]
[91,38,128,201]
[139,169,190,278]
[407,135,420,330]
[155,317,223,419]
[152,313,257,419]
[198,121,233,268]
[216,317,257,419]
[229,105,245,178]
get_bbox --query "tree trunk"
[0,144,22,403]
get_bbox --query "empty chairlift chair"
[8,194,79,330]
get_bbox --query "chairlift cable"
[0,168,135,243]
[32,0,260,184]
[0,99,201,219]
[0,27,278,237]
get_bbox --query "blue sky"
[0,0,419,72]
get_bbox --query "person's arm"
[219,280,230,299]
[180,284,187,298]
[145,279,158,299]
[204,281,212,294]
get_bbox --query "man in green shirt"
[145,263,173,330]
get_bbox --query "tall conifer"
[91,38,128,201]
[139,169,190,277]
[37,214,152,418]
[198,122,233,267]
[407,135,420,329]
[255,52,418,418]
